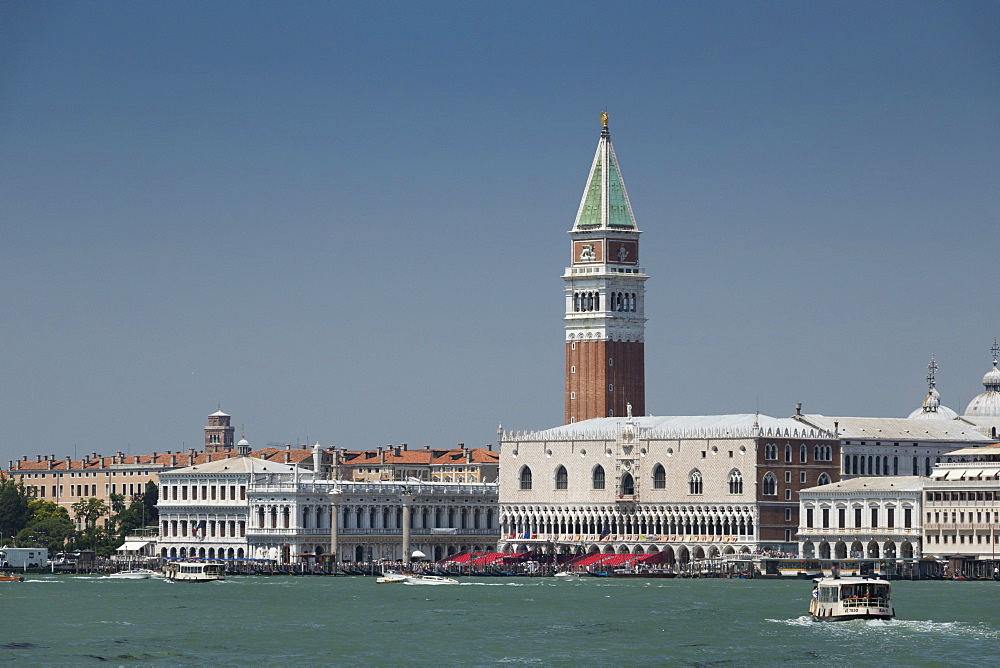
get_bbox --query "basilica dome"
[965,353,1000,418]
[907,356,957,420]
[907,386,958,420]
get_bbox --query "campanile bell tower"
[564,113,647,423]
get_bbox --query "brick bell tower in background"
[564,113,647,423]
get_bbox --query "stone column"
[402,495,414,564]
[329,491,341,565]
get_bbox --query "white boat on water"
[553,570,583,579]
[808,577,894,621]
[405,573,458,585]
[162,561,225,583]
[107,568,160,580]
[376,572,408,584]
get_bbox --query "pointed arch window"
[555,465,568,490]
[519,466,533,490]
[688,470,703,495]
[784,444,792,463]
[728,469,743,494]
[817,473,831,486]
[592,465,605,490]
[762,472,777,496]
[800,444,807,463]
[620,472,634,496]
[652,464,666,489]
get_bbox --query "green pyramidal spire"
[572,113,638,231]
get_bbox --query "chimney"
[424,445,430,450]
[378,447,384,464]
[189,448,196,466]
[394,446,401,457]
[795,402,802,416]
[285,444,291,450]
[170,454,177,467]
[36,454,41,462]
[466,448,472,464]
[401,443,408,451]
[284,451,291,464]
[152,452,158,462]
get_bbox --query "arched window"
[620,472,634,496]
[817,473,831,486]
[800,444,807,463]
[784,445,792,463]
[688,470,703,495]
[555,465,568,490]
[592,465,606,490]
[519,466,533,490]
[652,464,666,489]
[762,472,777,496]
[728,469,743,494]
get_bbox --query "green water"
[2,575,998,666]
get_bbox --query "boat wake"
[768,616,1000,640]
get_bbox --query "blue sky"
[2,1,997,464]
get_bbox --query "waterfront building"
[923,444,1000,565]
[797,476,924,561]
[792,413,993,481]
[564,113,647,423]
[498,411,840,561]
[322,444,498,483]
[157,440,500,564]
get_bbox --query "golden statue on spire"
[601,111,609,128]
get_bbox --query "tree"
[72,497,108,550]
[17,501,75,554]
[0,479,31,541]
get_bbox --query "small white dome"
[238,437,249,447]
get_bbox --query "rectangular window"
[871,508,879,528]
[800,471,806,483]
[807,508,814,528]
[784,508,792,522]
[784,489,791,501]
[904,508,912,528]
[784,471,791,483]
[822,508,829,529]
[240,486,246,500]
[887,508,895,529]
[855,508,862,528]
[838,508,845,528]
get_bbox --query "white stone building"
[797,476,923,561]
[157,442,499,564]
[498,412,840,561]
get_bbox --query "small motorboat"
[809,577,894,621]
[553,570,582,579]
[106,568,159,580]
[376,572,408,584]
[1,573,25,582]
[405,573,458,585]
